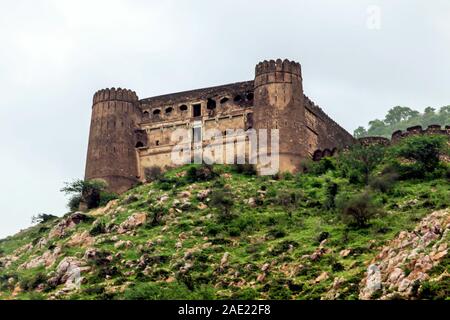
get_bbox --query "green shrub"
[19,272,47,291]
[61,179,108,210]
[209,189,234,222]
[273,189,303,209]
[369,171,398,193]
[388,135,448,179]
[268,283,292,300]
[99,191,118,207]
[228,214,257,234]
[31,213,57,225]
[232,164,257,176]
[266,228,286,239]
[323,182,338,209]
[337,144,386,184]
[68,194,82,212]
[308,157,336,175]
[417,279,450,300]
[231,287,260,299]
[147,207,167,227]
[186,165,218,183]
[122,282,214,300]
[337,192,383,228]
[205,223,223,236]
[89,221,107,236]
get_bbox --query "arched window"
[135,141,144,148]
[143,111,150,118]
[234,95,242,102]
[165,107,173,114]
[246,92,254,101]
[179,105,188,112]
[153,109,161,115]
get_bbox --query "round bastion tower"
[85,88,141,194]
[253,59,306,173]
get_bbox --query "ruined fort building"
[85,59,355,193]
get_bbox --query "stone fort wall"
[313,124,450,161]
[85,59,355,193]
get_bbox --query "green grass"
[0,159,449,300]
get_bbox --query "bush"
[266,228,286,239]
[148,207,168,227]
[323,182,338,209]
[228,214,257,234]
[209,189,234,222]
[122,282,214,300]
[337,144,386,184]
[337,192,382,228]
[31,213,57,225]
[305,157,336,175]
[144,166,163,182]
[388,135,448,179]
[232,164,257,176]
[99,191,118,207]
[369,171,398,193]
[273,189,303,209]
[268,283,292,300]
[61,179,108,210]
[231,287,260,299]
[89,221,107,236]
[19,272,47,291]
[186,164,218,183]
[68,194,83,212]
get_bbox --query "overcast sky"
[0,0,449,238]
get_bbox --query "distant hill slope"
[1,137,449,300]
[354,105,450,138]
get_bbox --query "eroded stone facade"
[85,59,355,193]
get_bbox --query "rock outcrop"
[359,209,449,299]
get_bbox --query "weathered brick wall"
[253,59,307,173]
[303,96,355,154]
[85,88,140,193]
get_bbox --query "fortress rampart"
[313,124,450,161]
[85,59,355,193]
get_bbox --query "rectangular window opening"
[193,104,202,117]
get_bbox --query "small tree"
[209,189,234,222]
[324,182,339,210]
[338,144,386,185]
[389,135,448,179]
[353,126,368,138]
[337,192,382,228]
[61,179,108,210]
[31,213,57,224]
[186,164,218,183]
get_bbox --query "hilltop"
[0,135,449,300]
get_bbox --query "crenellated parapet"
[254,59,301,88]
[93,88,139,105]
[255,59,301,76]
[313,124,449,161]
[85,87,141,194]
[391,124,450,143]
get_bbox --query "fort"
[84,58,355,194]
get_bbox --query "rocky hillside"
[0,160,448,300]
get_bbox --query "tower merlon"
[93,87,139,105]
[255,58,301,77]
